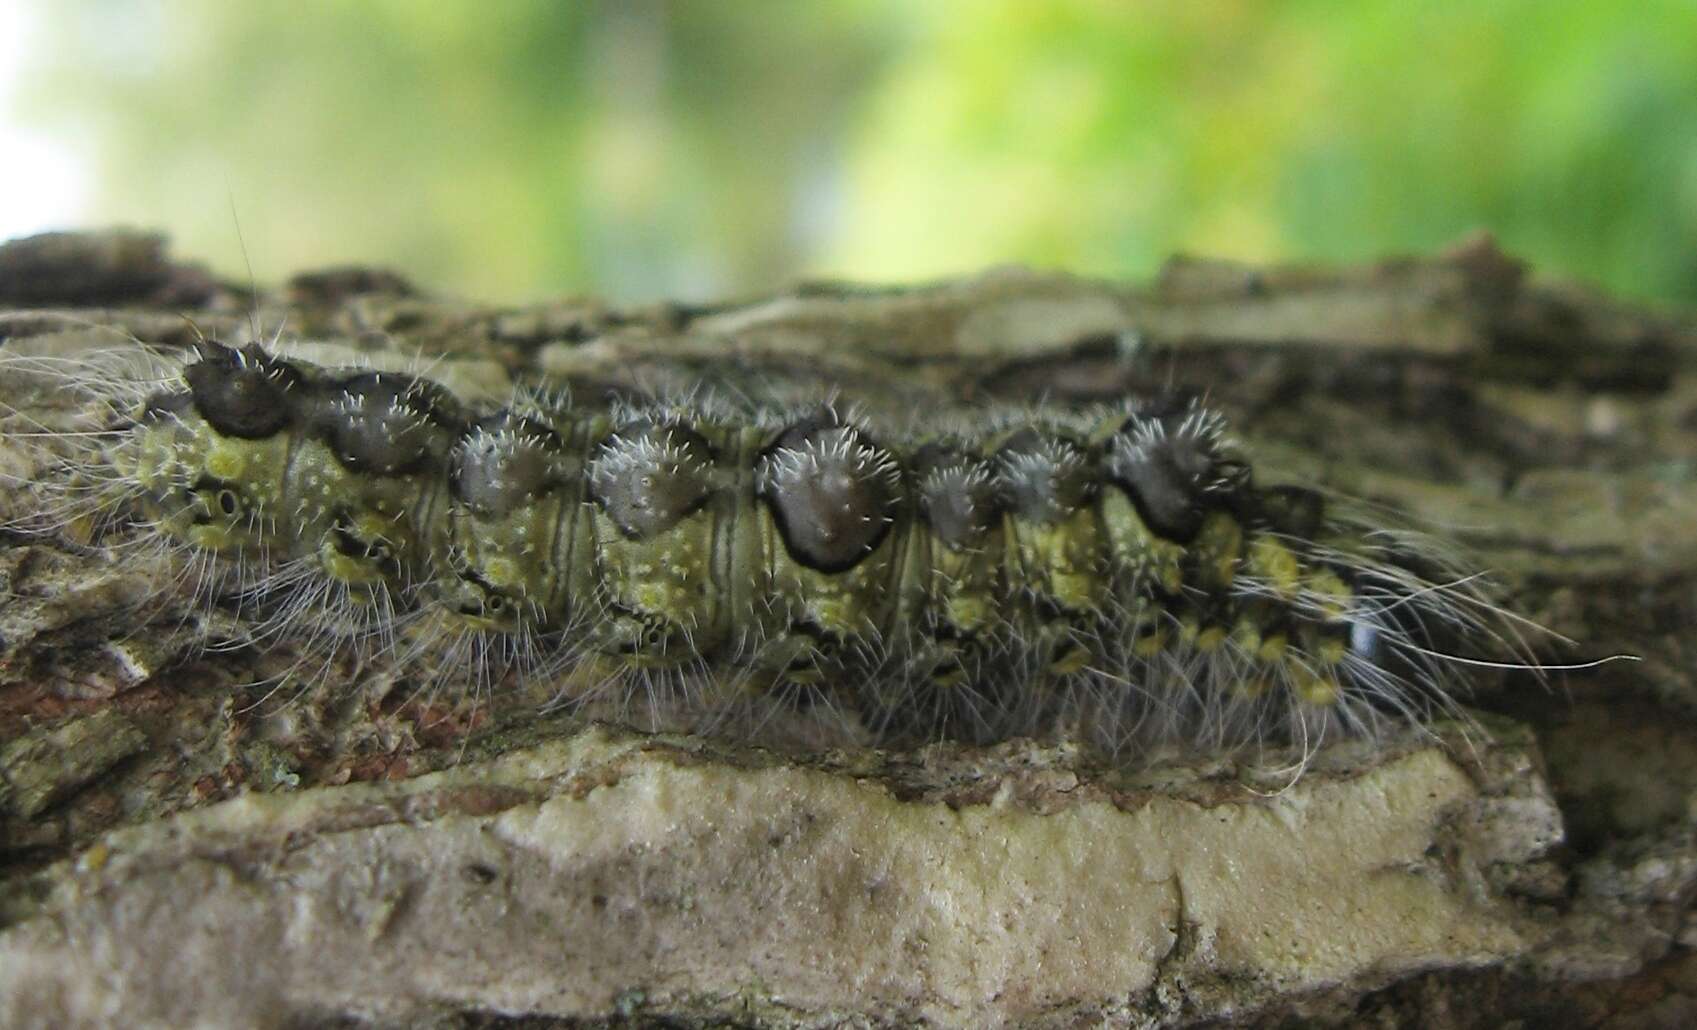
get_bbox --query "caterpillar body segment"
[12,337,1517,755]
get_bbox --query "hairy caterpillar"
[0,330,1578,767]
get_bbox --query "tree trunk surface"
[0,230,1693,1028]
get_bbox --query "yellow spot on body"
[1295,671,1340,705]
[188,525,235,552]
[1160,564,1183,595]
[1249,536,1303,598]
[1194,512,1244,590]
[486,556,519,587]
[950,596,989,631]
[204,441,248,481]
[1306,570,1353,621]
[1133,628,1167,659]
[322,551,380,585]
[931,665,967,688]
[1052,572,1095,611]
[1051,645,1091,676]
[1256,633,1288,663]
[635,583,674,612]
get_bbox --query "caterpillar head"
[181,340,300,439]
[132,341,299,555]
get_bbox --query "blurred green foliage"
[16,0,1697,303]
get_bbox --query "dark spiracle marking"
[993,427,1093,524]
[1104,405,1246,541]
[180,341,300,439]
[321,372,463,476]
[588,419,716,539]
[912,443,999,547]
[451,413,567,517]
[328,510,403,579]
[759,414,901,574]
[445,550,519,620]
[186,473,244,524]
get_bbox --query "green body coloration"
[446,414,604,638]
[134,358,458,606]
[122,341,1405,739]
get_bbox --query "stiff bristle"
[1,333,1613,774]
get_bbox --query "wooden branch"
[1,230,1694,1027]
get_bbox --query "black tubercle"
[320,372,464,476]
[760,418,900,574]
[1104,406,1244,542]
[993,427,1093,524]
[141,387,195,423]
[450,413,567,517]
[766,408,849,454]
[1111,451,1202,540]
[589,420,716,540]
[182,341,298,439]
[912,443,999,547]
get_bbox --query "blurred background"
[3,0,1694,305]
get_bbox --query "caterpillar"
[0,330,1567,766]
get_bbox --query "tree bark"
[0,230,1693,1028]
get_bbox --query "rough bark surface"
[0,229,1694,1028]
